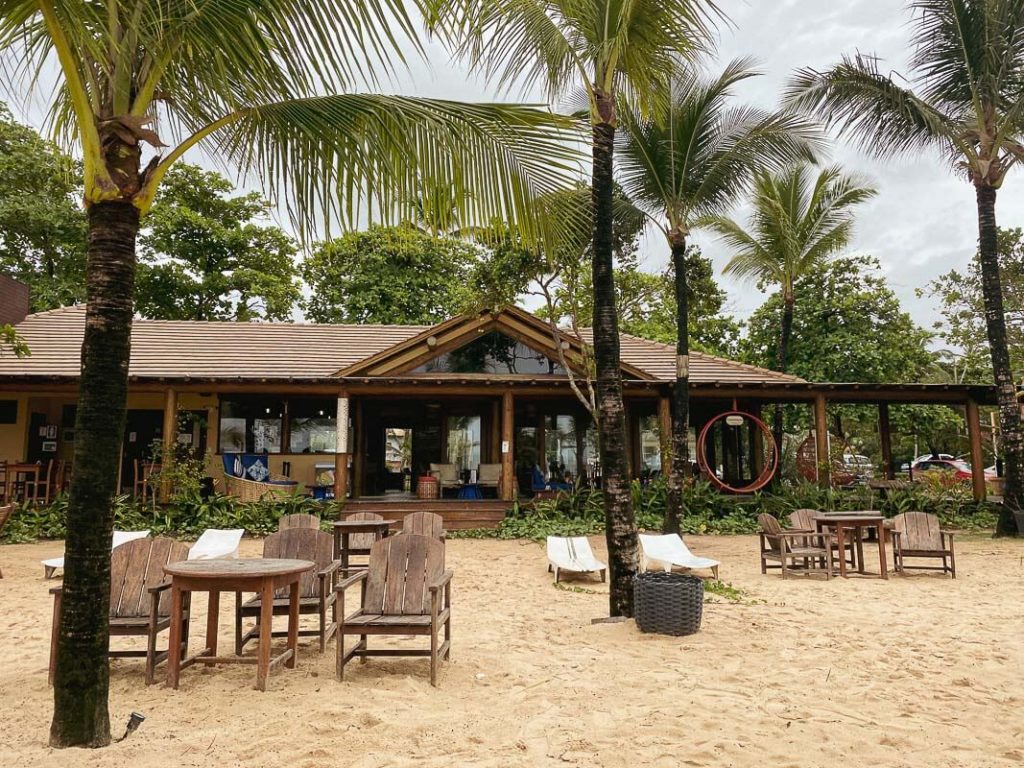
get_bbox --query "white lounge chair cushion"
[41,529,151,573]
[188,528,244,560]
[639,533,720,574]
[547,536,606,574]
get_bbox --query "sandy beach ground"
[1,533,1022,767]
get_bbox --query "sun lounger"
[546,536,607,582]
[639,533,720,579]
[188,528,244,560]
[42,529,150,579]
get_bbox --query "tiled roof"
[0,305,804,385]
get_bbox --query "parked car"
[841,453,875,481]
[911,457,995,484]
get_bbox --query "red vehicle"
[911,458,995,484]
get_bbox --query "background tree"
[617,59,819,533]
[136,165,299,321]
[0,1,580,748]
[303,225,481,324]
[924,227,1024,384]
[708,164,876,454]
[0,103,86,310]
[436,0,718,617]
[787,0,1024,534]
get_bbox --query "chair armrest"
[939,530,955,537]
[49,585,62,596]
[335,570,368,593]
[784,527,814,533]
[429,570,454,593]
[318,559,342,579]
[147,581,173,595]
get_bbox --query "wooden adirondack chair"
[278,513,321,531]
[48,537,191,685]
[335,533,452,686]
[235,527,340,653]
[758,513,834,579]
[0,504,13,578]
[789,508,855,569]
[402,511,445,540]
[891,512,956,577]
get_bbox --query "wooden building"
[0,305,996,528]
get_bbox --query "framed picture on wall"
[45,425,58,439]
[42,440,57,453]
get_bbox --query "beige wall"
[0,393,28,461]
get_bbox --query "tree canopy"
[742,255,935,383]
[0,103,86,311]
[924,227,1024,384]
[136,165,299,322]
[302,225,482,324]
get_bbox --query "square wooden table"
[331,519,396,571]
[814,512,888,579]
[163,558,314,690]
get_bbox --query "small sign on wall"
[501,440,510,454]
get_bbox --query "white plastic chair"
[188,528,244,560]
[41,529,150,579]
[546,536,607,582]
[639,533,720,579]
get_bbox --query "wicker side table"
[634,572,704,636]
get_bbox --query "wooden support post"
[814,394,830,488]
[160,387,177,503]
[878,402,895,480]
[657,395,671,474]
[966,398,986,502]
[501,390,514,501]
[334,394,350,502]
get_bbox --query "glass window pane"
[544,415,579,481]
[639,414,661,472]
[414,332,566,375]
[219,396,283,453]
[289,397,337,453]
[447,415,481,471]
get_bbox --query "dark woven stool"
[634,572,703,636]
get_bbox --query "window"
[414,332,566,375]
[446,415,481,471]
[638,414,662,472]
[544,415,579,479]
[219,396,284,453]
[288,398,337,453]
[0,399,16,424]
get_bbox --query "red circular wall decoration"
[696,410,778,493]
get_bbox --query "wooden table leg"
[206,590,220,659]
[256,577,274,691]
[856,526,866,574]
[286,577,300,669]
[837,524,847,578]
[167,583,183,689]
[341,532,350,575]
[876,522,888,580]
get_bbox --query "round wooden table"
[814,513,889,579]
[163,558,313,690]
[331,519,396,567]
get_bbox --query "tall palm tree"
[431,0,718,617]
[0,1,579,748]
[786,0,1024,535]
[617,58,821,533]
[707,164,876,452]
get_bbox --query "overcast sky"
[10,1,1020,335]
[391,0,1024,335]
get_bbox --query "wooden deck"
[343,498,511,530]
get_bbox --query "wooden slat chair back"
[236,526,340,653]
[345,511,385,551]
[278,513,321,532]
[363,533,445,616]
[402,511,445,540]
[0,504,13,578]
[790,508,854,568]
[758,513,786,555]
[50,536,190,685]
[263,527,333,598]
[891,511,956,577]
[789,509,817,532]
[336,533,453,686]
[110,537,190,618]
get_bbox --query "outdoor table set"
[814,511,891,579]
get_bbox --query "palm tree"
[0,1,580,748]
[707,164,875,453]
[617,58,821,533]
[786,0,1024,535]
[431,0,718,617]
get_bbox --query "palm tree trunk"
[664,234,689,535]
[771,296,795,469]
[975,185,1022,535]
[50,201,140,747]
[592,113,638,616]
